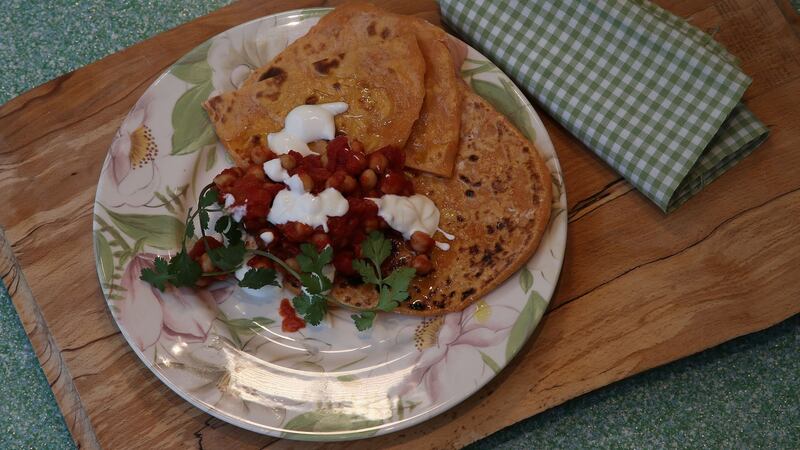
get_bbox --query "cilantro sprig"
[140,184,274,291]
[252,244,334,326]
[351,231,416,330]
[139,184,417,332]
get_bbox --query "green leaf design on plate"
[470,77,537,141]
[171,80,217,155]
[94,231,114,285]
[519,266,533,294]
[101,206,185,250]
[205,144,217,171]
[171,59,212,85]
[460,61,495,78]
[282,410,383,436]
[505,289,548,362]
[218,317,274,334]
[479,351,501,375]
[336,375,358,382]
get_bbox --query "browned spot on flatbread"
[313,56,340,74]
[257,66,286,83]
[367,21,376,35]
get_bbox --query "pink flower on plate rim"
[394,303,517,404]
[102,93,162,207]
[118,253,234,352]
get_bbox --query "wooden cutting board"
[1,0,798,448]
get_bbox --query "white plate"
[92,8,567,441]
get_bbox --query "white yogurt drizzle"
[222,193,247,222]
[267,181,348,232]
[267,102,348,155]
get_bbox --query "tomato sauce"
[212,135,414,275]
[279,298,305,332]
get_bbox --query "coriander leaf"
[214,215,242,244]
[238,268,278,289]
[292,292,327,326]
[385,267,416,302]
[376,286,397,312]
[199,187,218,208]
[167,250,202,287]
[361,231,391,267]
[297,243,333,274]
[351,311,376,331]
[225,223,242,244]
[207,241,246,272]
[140,257,173,291]
[199,210,210,231]
[299,272,332,295]
[352,259,380,285]
[214,215,230,233]
[185,217,196,239]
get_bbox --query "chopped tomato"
[279,298,305,332]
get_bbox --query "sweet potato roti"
[331,88,552,315]
[204,2,553,316]
[204,33,425,167]
[243,2,462,177]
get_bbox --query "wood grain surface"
[0,0,798,448]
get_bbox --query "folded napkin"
[440,0,769,212]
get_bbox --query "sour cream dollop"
[267,102,348,155]
[369,194,440,240]
[267,178,349,232]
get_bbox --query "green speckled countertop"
[0,1,798,448]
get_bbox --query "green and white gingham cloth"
[440,0,769,212]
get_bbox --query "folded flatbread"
[331,87,553,315]
[204,33,426,167]
[243,2,462,177]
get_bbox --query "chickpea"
[298,172,314,191]
[279,154,296,170]
[344,151,367,175]
[368,152,390,174]
[359,169,378,190]
[341,174,358,193]
[409,231,435,254]
[308,140,327,154]
[244,234,258,250]
[310,232,332,251]
[350,139,365,154]
[251,147,271,165]
[245,164,265,181]
[283,222,313,242]
[325,171,346,190]
[320,152,329,168]
[380,172,406,195]
[199,253,216,273]
[411,254,433,275]
[285,257,301,273]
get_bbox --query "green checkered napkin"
[440,0,769,212]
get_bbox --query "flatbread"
[204,33,425,167]
[330,87,553,316]
[243,2,462,176]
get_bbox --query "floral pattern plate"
[93,8,566,441]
